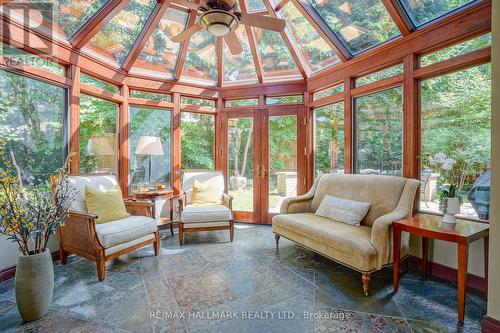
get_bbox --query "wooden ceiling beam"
[70,0,130,49]
[175,8,198,80]
[122,0,172,72]
[382,0,414,36]
[274,0,289,12]
[262,0,307,79]
[239,0,264,83]
[217,37,223,87]
[291,0,351,62]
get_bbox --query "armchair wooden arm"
[124,199,154,218]
[222,193,233,210]
[177,192,187,214]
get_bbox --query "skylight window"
[223,25,258,85]
[399,0,475,27]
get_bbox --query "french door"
[223,106,306,224]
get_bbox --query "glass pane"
[314,102,344,176]
[268,115,297,213]
[57,0,109,38]
[355,86,403,176]
[0,43,64,75]
[87,0,156,65]
[80,73,119,93]
[131,8,188,77]
[280,2,340,73]
[313,83,344,101]
[254,27,301,80]
[420,33,492,67]
[181,26,217,83]
[247,0,266,12]
[356,63,403,87]
[223,25,258,85]
[130,107,172,191]
[266,95,303,105]
[80,95,118,174]
[130,90,172,102]
[309,0,400,54]
[225,99,259,107]
[0,69,66,184]
[400,0,474,27]
[228,118,254,212]
[181,112,215,169]
[420,64,491,220]
[181,97,216,108]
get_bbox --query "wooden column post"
[118,84,129,195]
[304,90,314,190]
[344,77,354,174]
[172,92,182,195]
[69,65,80,174]
[403,54,420,180]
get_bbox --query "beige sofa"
[272,174,420,295]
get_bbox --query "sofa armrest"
[371,179,420,269]
[124,200,154,218]
[177,192,186,214]
[279,175,322,214]
[58,211,104,256]
[222,193,233,210]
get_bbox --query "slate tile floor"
[0,224,486,333]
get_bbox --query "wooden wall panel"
[69,65,80,174]
[118,84,130,194]
[172,92,182,194]
[403,54,420,180]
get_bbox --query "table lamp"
[135,136,164,184]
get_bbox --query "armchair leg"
[362,273,371,296]
[60,249,68,265]
[154,231,160,256]
[229,220,234,242]
[275,234,280,250]
[97,259,106,282]
[179,222,184,246]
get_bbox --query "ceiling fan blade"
[171,23,202,43]
[173,0,200,10]
[240,13,286,32]
[224,31,243,55]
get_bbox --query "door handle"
[261,166,268,178]
[255,165,260,178]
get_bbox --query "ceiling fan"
[171,0,286,55]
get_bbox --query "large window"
[181,112,215,170]
[420,64,491,220]
[79,95,118,174]
[354,87,403,176]
[129,107,172,191]
[314,102,344,176]
[0,69,66,183]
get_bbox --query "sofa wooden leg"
[97,259,106,282]
[362,273,371,296]
[154,231,160,256]
[230,221,234,241]
[179,223,184,246]
[275,234,280,249]
[60,249,68,265]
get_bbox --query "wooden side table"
[393,214,489,324]
[133,189,175,236]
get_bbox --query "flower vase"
[442,197,460,224]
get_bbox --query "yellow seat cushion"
[192,179,222,206]
[85,185,130,224]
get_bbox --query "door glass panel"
[268,115,297,213]
[227,118,254,212]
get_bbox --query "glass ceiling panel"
[279,1,341,73]
[309,0,401,54]
[181,22,217,83]
[87,0,156,66]
[254,27,301,80]
[400,0,474,27]
[223,25,258,85]
[247,0,267,12]
[131,8,188,78]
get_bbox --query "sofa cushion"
[310,174,406,226]
[272,213,377,271]
[67,175,119,212]
[181,204,232,223]
[315,195,371,226]
[192,179,223,206]
[85,185,130,224]
[95,215,157,248]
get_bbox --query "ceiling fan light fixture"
[200,10,238,37]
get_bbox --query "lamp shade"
[135,136,164,155]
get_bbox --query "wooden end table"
[133,189,176,236]
[392,214,489,324]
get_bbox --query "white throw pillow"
[315,195,371,226]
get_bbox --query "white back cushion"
[182,171,224,204]
[67,175,118,212]
[315,195,371,227]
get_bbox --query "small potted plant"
[0,142,75,321]
[429,152,465,224]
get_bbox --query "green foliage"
[399,0,473,26]
[315,102,345,174]
[269,115,297,172]
[181,112,215,169]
